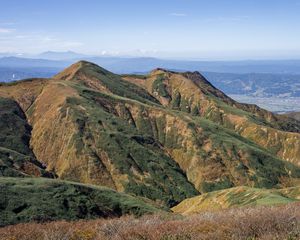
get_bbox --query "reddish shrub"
[0,203,299,240]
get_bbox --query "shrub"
[0,203,299,240]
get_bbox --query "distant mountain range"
[285,112,300,121]
[37,51,90,60]
[2,54,300,74]
[1,56,300,98]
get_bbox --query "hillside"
[0,177,161,226]
[0,98,51,177]
[1,61,300,211]
[125,69,300,166]
[172,186,300,215]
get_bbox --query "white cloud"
[169,13,187,17]
[0,28,15,33]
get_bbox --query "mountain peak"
[1,60,300,223]
[150,68,178,75]
[54,60,110,81]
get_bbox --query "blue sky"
[0,0,300,59]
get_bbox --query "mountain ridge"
[1,61,300,209]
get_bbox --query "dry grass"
[0,203,299,240]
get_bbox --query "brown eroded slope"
[0,78,48,112]
[124,69,300,166]
[1,61,300,206]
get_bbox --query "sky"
[0,0,300,60]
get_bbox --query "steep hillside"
[0,78,48,111]
[0,177,161,226]
[124,69,300,166]
[53,61,159,105]
[1,61,300,208]
[0,98,51,177]
[172,186,300,215]
[22,62,198,207]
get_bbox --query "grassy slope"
[128,70,300,166]
[0,78,48,111]
[69,64,300,192]
[68,75,300,193]
[1,61,300,209]
[83,85,300,190]
[172,186,300,215]
[54,61,160,106]
[25,79,198,207]
[0,177,162,227]
[0,98,33,156]
[0,98,50,177]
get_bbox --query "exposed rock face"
[1,61,300,206]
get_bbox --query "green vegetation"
[152,74,170,98]
[0,98,50,177]
[60,87,199,206]
[172,186,300,214]
[0,98,32,156]
[70,61,160,105]
[1,61,300,228]
[170,91,181,109]
[0,177,162,226]
[121,74,148,79]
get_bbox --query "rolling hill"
[0,177,161,226]
[1,61,300,225]
[172,186,300,215]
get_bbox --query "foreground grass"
[0,177,161,227]
[0,203,299,240]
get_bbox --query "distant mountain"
[3,56,300,74]
[1,56,300,103]
[0,56,70,68]
[284,112,300,121]
[37,51,90,60]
